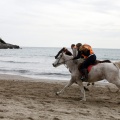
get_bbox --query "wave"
[49,55,55,57]
[34,72,70,76]
[0,60,39,64]
[0,68,70,77]
[99,58,120,61]
[0,69,30,74]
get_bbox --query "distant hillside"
[0,38,20,49]
[0,38,6,44]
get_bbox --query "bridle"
[55,53,73,66]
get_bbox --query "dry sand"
[0,74,120,120]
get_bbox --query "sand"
[0,74,120,120]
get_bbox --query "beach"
[0,74,119,120]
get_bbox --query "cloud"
[0,0,120,48]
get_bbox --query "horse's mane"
[55,47,72,59]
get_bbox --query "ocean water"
[0,47,120,81]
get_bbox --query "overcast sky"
[0,0,120,48]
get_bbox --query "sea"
[0,47,120,81]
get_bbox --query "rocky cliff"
[0,38,20,49]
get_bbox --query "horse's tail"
[95,60,111,64]
[113,62,120,79]
[114,61,120,69]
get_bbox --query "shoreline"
[0,74,120,120]
[0,74,70,84]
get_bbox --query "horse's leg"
[87,82,94,86]
[77,80,86,101]
[56,79,74,95]
[114,79,120,89]
[107,75,120,90]
[109,79,120,93]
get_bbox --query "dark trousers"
[78,54,96,75]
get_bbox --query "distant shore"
[0,74,120,120]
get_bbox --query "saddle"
[87,60,111,73]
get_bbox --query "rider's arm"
[73,50,83,59]
[72,48,78,58]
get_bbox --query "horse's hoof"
[80,99,86,102]
[56,92,59,96]
[84,87,89,91]
[80,97,86,101]
[87,83,90,86]
[92,83,94,85]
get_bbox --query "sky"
[0,0,120,49]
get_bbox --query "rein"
[56,53,73,66]
[56,58,73,65]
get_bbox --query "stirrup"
[80,76,86,81]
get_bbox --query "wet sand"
[0,74,120,120]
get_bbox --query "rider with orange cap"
[78,44,96,81]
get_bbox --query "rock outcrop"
[0,38,20,49]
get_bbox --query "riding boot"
[84,69,88,80]
[80,69,88,81]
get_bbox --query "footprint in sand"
[53,117,60,120]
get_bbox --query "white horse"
[52,52,120,101]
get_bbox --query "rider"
[72,43,91,90]
[78,44,96,81]
[71,44,78,58]
[72,43,83,59]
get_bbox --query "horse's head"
[52,52,65,67]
